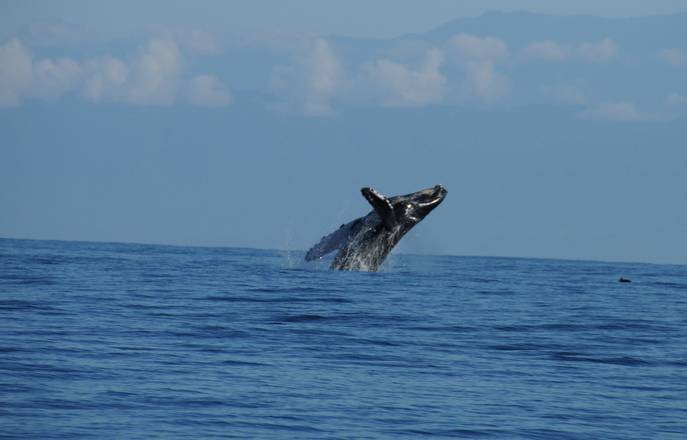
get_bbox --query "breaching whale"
[305,185,447,271]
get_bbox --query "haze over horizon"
[2,1,686,265]
[3,0,687,39]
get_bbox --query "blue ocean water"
[1,238,686,439]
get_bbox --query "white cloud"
[304,39,342,115]
[1,37,231,108]
[523,41,570,61]
[81,38,183,106]
[446,34,508,63]
[446,34,508,62]
[576,38,617,62]
[82,56,129,102]
[80,38,231,108]
[187,75,232,107]
[126,38,182,106]
[32,57,82,99]
[270,38,343,116]
[444,34,510,102]
[464,60,509,101]
[523,38,618,63]
[658,48,687,67]
[0,38,84,106]
[0,39,33,106]
[366,48,446,107]
[580,101,654,122]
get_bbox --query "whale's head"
[390,184,447,225]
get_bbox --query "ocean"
[1,238,686,439]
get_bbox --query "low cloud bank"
[0,38,232,108]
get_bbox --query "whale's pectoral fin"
[305,219,359,261]
[361,187,396,230]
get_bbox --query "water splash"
[333,222,403,272]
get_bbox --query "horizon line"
[1,235,683,268]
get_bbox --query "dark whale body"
[305,185,447,271]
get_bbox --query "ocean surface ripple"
[1,238,686,439]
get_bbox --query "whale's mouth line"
[417,199,442,208]
[417,185,447,208]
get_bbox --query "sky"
[1,1,687,265]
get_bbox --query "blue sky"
[1,1,686,264]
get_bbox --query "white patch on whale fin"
[305,220,357,261]
[361,187,396,230]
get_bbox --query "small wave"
[494,323,589,332]
[27,256,62,265]
[275,314,332,323]
[222,359,268,367]
[285,327,351,337]
[203,295,351,304]
[551,352,651,366]
[247,286,346,294]
[0,383,37,393]
[490,343,558,352]
[404,324,477,333]
[494,321,668,333]
[0,276,55,286]
[18,398,93,410]
[192,328,250,339]
[348,337,402,347]
[394,428,499,438]
[0,299,57,312]
[322,352,443,369]
[221,421,326,434]
[653,281,687,290]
